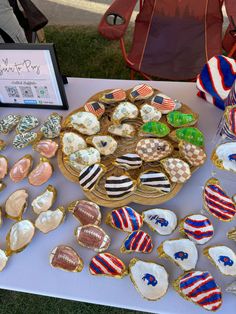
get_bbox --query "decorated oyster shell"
[112,102,138,124]
[139,121,170,138]
[151,93,181,114]
[33,139,58,158]
[167,111,198,127]
[113,153,142,170]
[35,207,65,233]
[9,154,33,183]
[99,88,126,104]
[5,189,28,220]
[228,227,236,242]
[220,121,236,141]
[129,84,154,101]
[173,271,222,311]
[0,206,2,226]
[161,158,191,183]
[0,249,8,271]
[143,208,177,235]
[106,206,143,232]
[67,112,100,135]
[0,114,21,134]
[6,220,35,255]
[13,131,38,149]
[226,281,236,295]
[138,170,171,193]
[129,258,169,301]
[0,155,8,180]
[28,158,53,186]
[66,147,101,172]
[224,105,236,136]
[40,113,62,138]
[179,214,214,245]
[89,252,127,278]
[16,115,39,133]
[108,123,136,138]
[79,163,106,191]
[157,238,198,271]
[105,174,136,198]
[86,135,117,155]
[0,139,6,151]
[31,185,57,214]
[61,131,87,156]
[179,141,206,167]
[67,200,101,225]
[140,104,162,123]
[50,245,84,272]
[169,127,204,147]
[136,138,173,162]
[211,142,236,173]
[75,224,111,252]
[0,182,6,192]
[204,245,236,276]
[120,230,153,254]
[84,101,105,119]
[203,178,236,222]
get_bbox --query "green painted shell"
[140,121,170,137]
[175,127,204,147]
[167,111,196,127]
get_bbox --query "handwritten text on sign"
[0,58,41,76]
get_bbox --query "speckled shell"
[67,112,100,135]
[108,123,136,138]
[99,89,126,104]
[40,113,62,138]
[35,207,65,233]
[0,250,8,271]
[203,245,236,276]
[50,245,84,272]
[120,230,153,253]
[139,121,170,137]
[28,158,53,186]
[31,185,57,214]
[33,139,58,158]
[169,127,205,147]
[143,208,177,235]
[138,170,171,193]
[157,238,198,271]
[105,174,136,198]
[9,154,33,183]
[161,158,191,183]
[89,252,127,278]
[86,135,117,155]
[140,104,162,123]
[173,271,222,311]
[151,93,181,114]
[0,139,6,151]
[129,258,169,301]
[136,138,173,162]
[0,155,8,180]
[113,153,142,170]
[129,84,154,101]
[16,115,39,133]
[13,132,38,149]
[211,142,236,173]
[67,200,101,225]
[84,101,105,118]
[79,163,106,191]
[60,131,87,156]
[5,189,28,220]
[179,141,206,167]
[167,111,197,127]
[112,102,139,124]
[0,114,21,134]
[66,147,101,172]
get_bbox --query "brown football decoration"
[67,200,101,226]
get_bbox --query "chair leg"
[130,69,135,80]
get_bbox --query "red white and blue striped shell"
[89,252,127,278]
[203,178,236,222]
[121,230,153,253]
[225,105,236,136]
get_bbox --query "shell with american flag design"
[151,93,181,114]
[106,206,143,232]
[89,252,127,278]
[84,101,105,119]
[120,230,153,254]
[129,84,154,101]
[173,270,222,311]
[203,178,236,222]
[99,88,126,104]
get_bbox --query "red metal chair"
[99,0,236,81]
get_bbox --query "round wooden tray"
[58,87,201,207]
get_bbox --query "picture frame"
[0,43,69,110]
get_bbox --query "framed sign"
[0,43,68,110]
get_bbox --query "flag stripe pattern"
[179,271,222,311]
[130,84,154,100]
[79,164,104,191]
[123,230,153,253]
[103,89,126,102]
[220,121,236,140]
[151,94,176,114]
[105,175,135,198]
[89,253,126,277]
[110,206,143,232]
[228,106,236,135]
[115,154,142,170]
[139,171,171,193]
[183,215,214,244]
[84,101,105,118]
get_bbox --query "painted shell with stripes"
[99,88,126,104]
[203,245,236,276]
[220,121,236,140]
[74,224,111,252]
[129,258,169,301]
[138,170,171,193]
[180,214,214,245]
[67,200,101,226]
[50,245,84,272]
[173,271,222,311]
[79,164,106,191]
[151,93,181,114]
[211,142,236,173]
[203,178,236,222]
[105,174,136,199]
[143,208,177,235]
[112,102,138,124]
[106,206,143,232]
[129,84,154,101]
[179,141,206,167]
[157,238,198,271]
[16,115,39,133]
[120,230,153,254]
[224,105,236,136]
[161,158,191,183]
[89,252,127,278]
[84,101,105,119]
[136,138,173,162]
[113,153,142,170]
